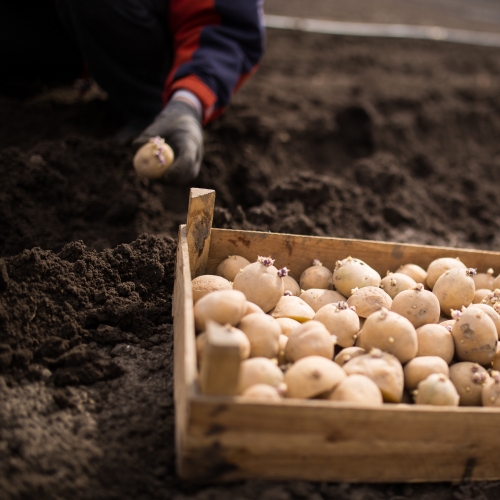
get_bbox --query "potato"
[391,284,440,328]
[194,289,247,332]
[433,268,476,316]
[357,308,417,364]
[299,289,346,312]
[449,362,489,406]
[467,303,500,339]
[334,346,365,367]
[482,371,500,407]
[271,295,315,322]
[244,301,266,316]
[314,302,360,348]
[439,319,455,331]
[343,348,404,403]
[473,268,494,291]
[238,357,284,394]
[191,274,232,304]
[284,355,346,399]
[403,356,449,391]
[481,289,500,309]
[241,384,282,401]
[276,317,301,337]
[426,257,466,289]
[238,313,281,358]
[133,136,174,179]
[299,260,333,290]
[493,275,500,290]
[414,373,459,406]
[277,334,288,365]
[491,342,500,371]
[451,306,497,365]
[396,263,428,287]
[233,256,285,313]
[196,326,250,368]
[285,320,336,362]
[216,255,251,282]
[473,289,491,305]
[380,272,417,299]
[283,274,301,296]
[325,374,383,406]
[416,324,454,364]
[347,286,392,318]
[333,256,381,298]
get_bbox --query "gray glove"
[133,100,203,184]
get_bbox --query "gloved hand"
[133,99,203,184]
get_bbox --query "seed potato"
[238,357,284,394]
[325,374,383,406]
[284,355,346,399]
[380,272,417,299]
[396,263,428,287]
[285,320,336,362]
[491,342,500,371]
[276,317,301,337]
[191,275,232,304]
[194,289,247,332]
[300,289,346,312]
[333,256,381,298]
[238,313,281,358]
[449,361,489,406]
[473,289,491,304]
[271,295,316,322]
[241,384,282,401]
[473,268,494,291]
[357,308,417,364]
[314,302,360,348]
[491,274,500,290]
[415,323,454,364]
[391,284,440,328]
[347,286,392,318]
[467,302,500,339]
[232,256,285,313]
[133,137,174,179]
[342,348,404,403]
[244,301,266,316]
[414,373,459,406]
[334,346,366,367]
[299,260,333,290]
[433,268,476,316]
[426,257,466,289]
[283,274,301,296]
[403,356,449,391]
[216,255,251,282]
[451,306,497,365]
[482,370,500,407]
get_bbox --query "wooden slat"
[207,229,500,280]
[179,396,500,482]
[199,320,241,396]
[186,188,216,278]
[173,224,198,474]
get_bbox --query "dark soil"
[3,25,500,500]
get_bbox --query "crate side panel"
[173,225,198,473]
[179,398,500,482]
[207,229,500,280]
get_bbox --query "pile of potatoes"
[192,253,500,407]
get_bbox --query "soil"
[3,21,500,500]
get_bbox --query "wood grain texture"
[187,188,216,278]
[207,229,500,280]
[180,396,500,482]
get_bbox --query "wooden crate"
[173,188,500,483]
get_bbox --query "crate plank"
[207,229,500,280]
[186,188,215,278]
[180,397,500,482]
